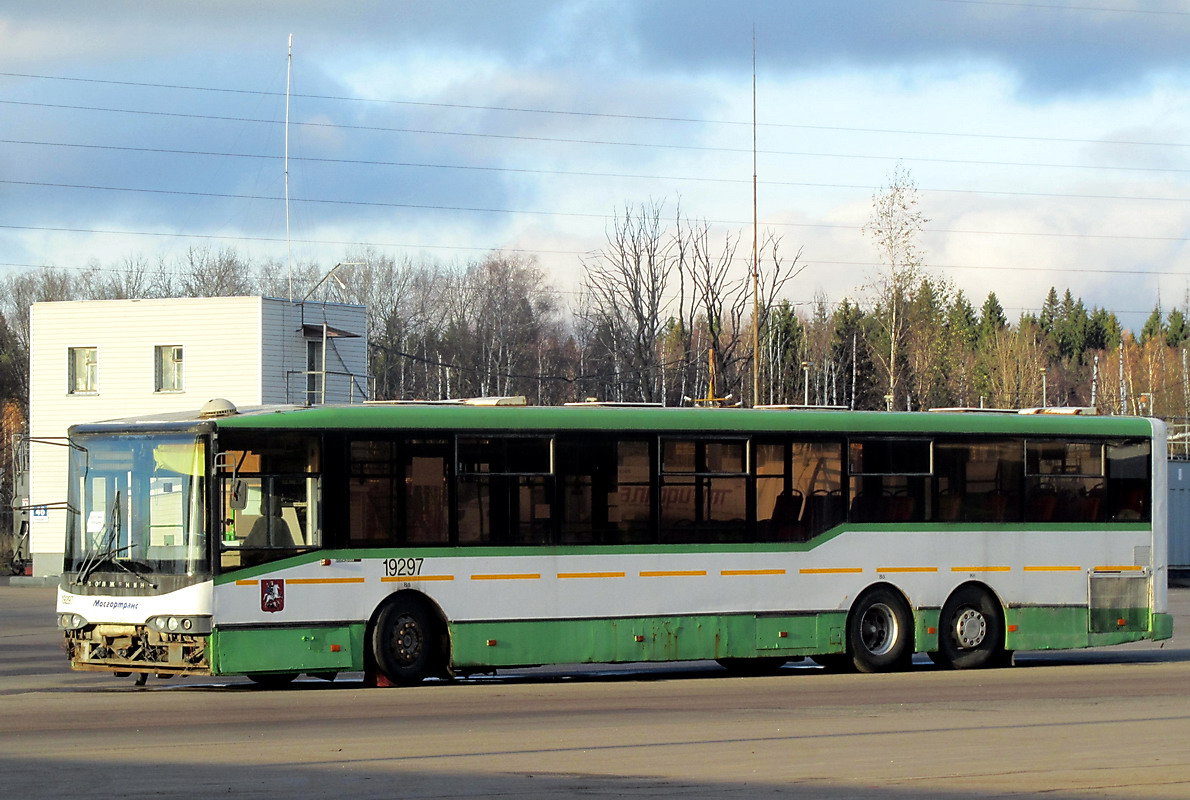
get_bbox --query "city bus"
[56,399,1172,686]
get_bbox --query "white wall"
[27,296,368,576]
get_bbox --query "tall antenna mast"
[750,30,761,406]
[284,33,294,301]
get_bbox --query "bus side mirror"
[230,479,249,511]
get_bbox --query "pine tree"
[1166,308,1187,348]
[1139,304,1165,346]
[978,292,1007,344]
[1039,287,1060,336]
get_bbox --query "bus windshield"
[65,432,208,584]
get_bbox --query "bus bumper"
[62,625,211,676]
[1152,612,1174,641]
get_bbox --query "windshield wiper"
[76,542,132,585]
[101,553,158,590]
[75,492,126,585]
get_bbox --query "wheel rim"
[392,614,424,667]
[859,602,899,656]
[953,607,987,649]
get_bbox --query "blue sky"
[3,0,1190,330]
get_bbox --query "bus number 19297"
[384,557,424,578]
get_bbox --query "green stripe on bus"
[448,612,849,667]
[213,404,1155,437]
[208,604,1167,677]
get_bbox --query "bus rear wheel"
[848,586,914,673]
[933,585,1008,670]
[372,595,449,685]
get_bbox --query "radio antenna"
[750,30,761,406]
[284,33,294,302]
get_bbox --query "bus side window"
[1026,440,1108,523]
[1106,440,1151,522]
[216,435,320,571]
[848,439,931,524]
[457,437,552,546]
[659,439,747,544]
[556,436,619,545]
[405,449,449,544]
[795,442,844,537]
[934,440,1022,523]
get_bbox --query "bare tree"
[580,202,675,403]
[862,164,928,409]
[178,246,255,297]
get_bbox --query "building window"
[155,345,184,392]
[68,347,97,394]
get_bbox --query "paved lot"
[3,580,1189,799]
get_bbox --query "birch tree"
[862,164,928,409]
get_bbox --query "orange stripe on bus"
[720,569,786,576]
[288,578,366,585]
[1023,565,1082,572]
[470,573,541,581]
[235,579,258,586]
[382,575,455,582]
[878,567,938,573]
[799,568,863,574]
[557,571,626,579]
[639,570,707,578]
[1093,565,1143,572]
[950,566,1011,572]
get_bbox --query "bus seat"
[245,497,297,549]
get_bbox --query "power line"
[0,223,593,258]
[8,135,1190,191]
[8,153,1190,208]
[4,110,1185,175]
[928,0,1190,16]
[2,75,1190,151]
[3,223,1188,278]
[0,260,1172,321]
[6,178,1189,244]
[6,150,1190,208]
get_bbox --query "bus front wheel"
[932,585,1008,670]
[848,587,914,673]
[372,596,449,685]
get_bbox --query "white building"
[26,296,368,576]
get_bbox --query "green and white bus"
[57,400,1172,685]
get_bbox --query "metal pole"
[750,32,760,407]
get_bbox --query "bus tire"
[372,595,449,685]
[848,586,914,673]
[934,585,1007,670]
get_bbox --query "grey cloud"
[620,1,1190,96]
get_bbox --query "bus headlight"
[58,613,88,631]
[147,615,212,635]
